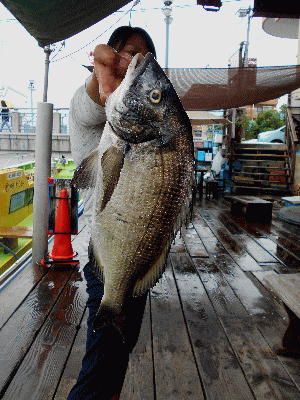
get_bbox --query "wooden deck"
[1,196,300,399]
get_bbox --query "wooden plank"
[0,266,74,394]
[212,211,245,235]
[120,297,155,400]
[170,253,255,400]
[194,255,300,398]
[229,196,272,205]
[196,209,262,272]
[150,262,204,400]
[1,267,87,400]
[197,255,284,317]
[169,233,186,254]
[234,234,279,264]
[254,229,300,270]
[221,317,300,399]
[0,262,50,329]
[267,220,300,246]
[0,226,33,238]
[264,273,300,319]
[182,228,209,258]
[54,307,89,399]
[208,209,278,263]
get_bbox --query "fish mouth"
[131,52,154,83]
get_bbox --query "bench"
[0,226,33,253]
[229,195,273,223]
[264,273,300,356]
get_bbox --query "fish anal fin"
[132,245,169,296]
[72,149,99,189]
[100,146,125,212]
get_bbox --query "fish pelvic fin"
[72,149,99,189]
[92,304,126,344]
[100,145,127,212]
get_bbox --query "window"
[9,187,34,213]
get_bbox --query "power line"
[51,0,140,62]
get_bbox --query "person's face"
[117,34,149,59]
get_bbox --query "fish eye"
[150,89,161,104]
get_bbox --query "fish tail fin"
[92,304,126,344]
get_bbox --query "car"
[257,126,285,143]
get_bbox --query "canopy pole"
[32,102,53,265]
[43,46,52,102]
[32,45,53,265]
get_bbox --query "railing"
[285,106,299,186]
[0,108,69,134]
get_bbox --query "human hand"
[93,44,134,106]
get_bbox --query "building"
[245,98,279,120]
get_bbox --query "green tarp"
[1,0,131,47]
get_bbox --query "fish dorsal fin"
[100,146,125,212]
[72,149,99,189]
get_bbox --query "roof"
[186,110,230,125]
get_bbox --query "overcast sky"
[0,0,299,109]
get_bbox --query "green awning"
[1,0,132,47]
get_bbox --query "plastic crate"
[197,151,205,161]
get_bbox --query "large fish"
[73,52,195,341]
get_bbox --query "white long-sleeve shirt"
[69,84,107,264]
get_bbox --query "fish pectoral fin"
[72,149,99,189]
[92,304,126,344]
[100,146,125,212]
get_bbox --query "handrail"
[287,107,298,142]
[285,107,298,186]
[0,241,20,260]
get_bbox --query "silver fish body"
[73,53,194,341]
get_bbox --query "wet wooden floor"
[1,196,300,399]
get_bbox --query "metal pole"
[31,90,33,126]
[244,7,252,67]
[165,16,170,69]
[43,46,52,102]
[32,102,53,265]
[239,42,244,68]
[32,45,53,265]
[162,1,173,71]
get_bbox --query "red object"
[47,188,78,262]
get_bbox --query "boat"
[0,158,78,274]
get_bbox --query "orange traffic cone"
[46,188,78,264]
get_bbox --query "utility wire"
[51,0,140,62]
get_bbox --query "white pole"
[231,108,236,138]
[32,102,53,265]
[162,1,173,71]
[165,16,170,69]
[244,7,252,68]
[43,46,52,102]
